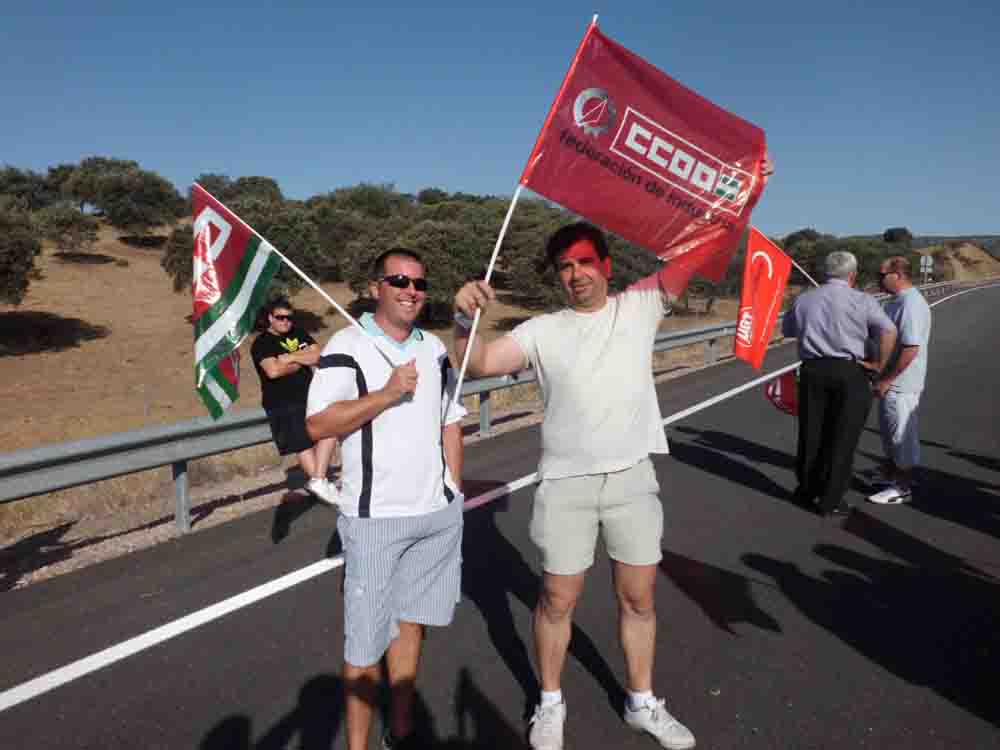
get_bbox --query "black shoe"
[789,487,817,509]
[381,730,428,750]
[823,505,854,522]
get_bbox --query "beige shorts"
[529,458,664,575]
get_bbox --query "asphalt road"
[1,285,998,749]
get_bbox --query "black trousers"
[796,358,873,512]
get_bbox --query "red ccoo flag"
[520,23,769,294]
[734,227,792,369]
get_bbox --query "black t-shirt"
[251,327,317,411]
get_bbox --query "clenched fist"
[454,280,496,319]
[383,359,419,402]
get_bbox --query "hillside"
[917,242,1000,282]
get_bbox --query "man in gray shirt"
[867,255,932,504]
[782,251,897,517]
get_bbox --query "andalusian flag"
[192,184,280,418]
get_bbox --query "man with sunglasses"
[306,249,466,750]
[866,256,932,504]
[453,222,697,750]
[251,296,338,504]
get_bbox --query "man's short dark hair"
[544,222,609,270]
[371,247,424,279]
[257,295,293,330]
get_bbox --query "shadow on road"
[744,512,1000,729]
[461,479,626,717]
[199,668,528,748]
[659,549,781,635]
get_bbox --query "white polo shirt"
[306,314,466,518]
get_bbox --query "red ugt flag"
[765,371,798,416]
[520,23,768,284]
[734,228,792,369]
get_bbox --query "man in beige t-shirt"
[454,222,694,750]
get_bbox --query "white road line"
[2,281,995,713]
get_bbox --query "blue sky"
[3,1,997,236]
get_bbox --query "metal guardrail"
[0,279,974,532]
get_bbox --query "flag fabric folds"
[520,23,768,292]
[734,227,792,369]
[192,184,280,418]
[765,370,798,416]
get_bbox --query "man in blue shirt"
[782,251,897,517]
[867,256,932,504]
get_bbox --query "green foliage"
[192,174,233,202]
[417,187,449,205]
[98,168,184,235]
[61,157,182,236]
[0,209,42,305]
[35,205,99,253]
[0,166,59,212]
[227,176,283,203]
[161,225,193,292]
[882,226,913,248]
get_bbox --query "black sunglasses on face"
[380,274,429,292]
[271,314,293,321]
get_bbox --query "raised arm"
[453,280,528,377]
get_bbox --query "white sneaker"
[528,701,565,750]
[624,697,696,749]
[306,477,339,506]
[867,483,912,505]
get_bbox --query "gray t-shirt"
[883,287,931,393]
[508,288,670,480]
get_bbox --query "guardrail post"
[172,460,191,534]
[704,338,718,367]
[479,391,493,436]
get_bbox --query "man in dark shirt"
[251,296,338,504]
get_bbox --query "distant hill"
[913,235,1000,257]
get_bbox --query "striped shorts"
[337,498,463,667]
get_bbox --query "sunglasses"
[271,314,293,321]
[380,274,429,292]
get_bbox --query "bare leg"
[612,561,657,692]
[297,447,319,479]
[344,661,380,750]
[533,571,586,692]
[385,621,424,740]
[314,437,337,480]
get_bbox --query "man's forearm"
[882,346,919,383]
[306,389,397,441]
[877,329,898,371]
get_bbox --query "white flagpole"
[791,257,820,288]
[194,185,401,366]
[448,184,524,417]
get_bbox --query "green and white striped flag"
[192,184,280,419]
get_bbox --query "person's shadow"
[744,513,1000,729]
[200,669,529,748]
[200,674,345,750]
[461,481,626,718]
